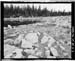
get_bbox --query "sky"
[4,3,71,12]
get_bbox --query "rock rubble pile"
[4,29,71,58]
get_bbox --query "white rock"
[4,27,7,30]
[25,33,38,44]
[24,49,35,54]
[8,25,12,29]
[14,34,24,45]
[28,55,38,58]
[21,39,33,49]
[37,32,40,35]
[50,47,58,56]
[59,45,65,50]
[45,50,50,56]
[41,36,48,44]
[44,47,49,50]
[35,51,42,56]
[48,36,56,47]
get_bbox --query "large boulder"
[25,33,38,44]
[21,38,33,49]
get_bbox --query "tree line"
[4,4,71,18]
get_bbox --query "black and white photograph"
[3,3,71,59]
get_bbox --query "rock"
[35,51,42,57]
[24,49,35,55]
[9,33,17,37]
[14,34,24,45]
[12,48,22,53]
[21,50,28,57]
[12,49,23,58]
[50,47,58,57]
[41,36,49,44]
[28,55,38,58]
[25,33,38,44]
[5,48,23,58]
[48,36,56,48]
[21,39,33,49]
[4,27,7,30]
[4,39,14,45]
[45,50,50,57]
[8,25,12,29]
[4,44,18,57]
[5,53,14,58]
[32,43,39,49]
[56,41,65,50]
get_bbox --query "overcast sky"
[4,3,71,12]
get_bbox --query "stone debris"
[4,29,71,58]
[4,39,14,45]
[50,47,58,56]
[41,36,49,44]
[14,34,24,45]
[48,36,56,48]
[12,49,23,58]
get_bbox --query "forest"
[4,4,71,18]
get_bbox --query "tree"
[4,4,71,18]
